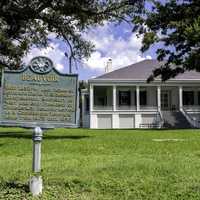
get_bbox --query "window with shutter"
[119,91,131,106]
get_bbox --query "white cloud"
[83,23,152,71]
[56,63,64,71]
[84,51,109,69]
[23,23,152,75]
[23,42,65,73]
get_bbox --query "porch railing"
[139,123,160,128]
[93,105,159,111]
[183,105,200,111]
[116,105,136,110]
[181,108,200,128]
[93,105,113,111]
[139,112,163,129]
[140,106,158,111]
[116,105,157,111]
[158,110,164,128]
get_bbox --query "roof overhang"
[89,78,200,84]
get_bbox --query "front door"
[161,90,171,110]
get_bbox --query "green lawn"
[1,128,200,199]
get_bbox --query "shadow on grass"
[44,135,90,140]
[0,131,31,139]
[0,143,5,147]
[5,181,29,193]
[0,131,90,140]
[97,128,193,132]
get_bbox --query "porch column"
[157,86,161,111]
[113,85,116,111]
[136,86,140,111]
[89,84,94,112]
[81,93,85,122]
[179,86,183,110]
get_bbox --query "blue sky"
[24,21,157,80]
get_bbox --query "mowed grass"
[1,128,200,199]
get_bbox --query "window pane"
[119,91,131,106]
[198,92,200,105]
[140,91,147,105]
[183,91,194,105]
[85,95,89,111]
[93,86,112,106]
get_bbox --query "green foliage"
[1,128,200,199]
[133,0,200,81]
[141,32,157,52]
[0,0,143,71]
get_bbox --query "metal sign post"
[29,127,43,196]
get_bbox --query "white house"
[82,59,200,129]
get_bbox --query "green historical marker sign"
[0,56,78,128]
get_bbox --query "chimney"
[105,58,112,73]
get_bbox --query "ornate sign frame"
[0,56,79,128]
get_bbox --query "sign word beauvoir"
[1,56,78,128]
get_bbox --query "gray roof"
[92,59,200,81]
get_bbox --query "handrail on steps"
[181,108,200,128]
[158,110,164,128]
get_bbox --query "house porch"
[89,84,200,129]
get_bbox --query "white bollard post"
[29,126,43,196]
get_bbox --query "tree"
[0,0,143,72]
[133,0,200,81]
